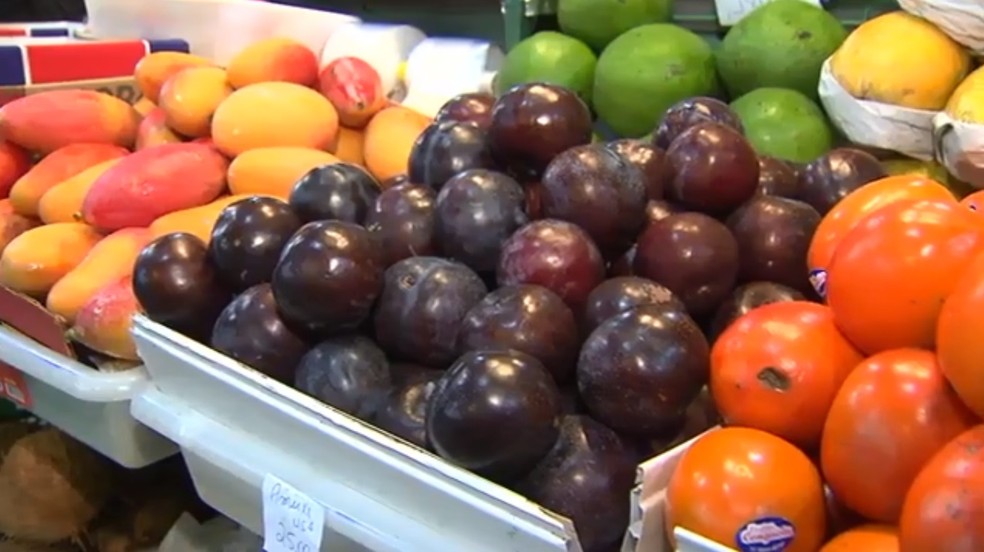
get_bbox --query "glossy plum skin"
[583,276,687,334]
[515,416,637,552]
[665,122,760,215]
[210,283,308,383]
[726,195,821,293]
[209,196,303,291]
[434,92,495,129]
[365,183,439,268]
[756,156,801,198]
[373,370,442,450]
[577,304,710,437]
[540,144,648,258]
[434,169,529,273]
[633,212,740,318]
[288,163,381,225]
[408,120,495,192]
[605,139,667,201]
[294,335,392,421]
[457,284,580,384]
[272,221,384,336]
[653,97,744,150]
[488,83,593,179]
[373,257,488,369]
[133,232,231,342]
[426,350,562,483]
[497,219,606,312]
[797,148,887,215]
[708,282,805,342]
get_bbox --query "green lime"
[716,0,847,100]
[730,87,833,163]
[557,0,672,52]
[593,24,720,138]
[495,31,597,107]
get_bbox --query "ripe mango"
[134,51,213,103]
[9,143,128,217]
[149,194,266,243]
[37,159,122,224]
[363,106,431,182]
[135,107,182,151]
[159,67,233,138]
[82,143,228,231]
[227,38,319,89]
[211,81,339,157]
[227,147,339,198]
[0,200,40,255]
[69,277,141,360]
[132,97,156,118]
[46,227,153,324]
[329,126,365,166]
[0,90,141,153]
[0,141,30,199]
[0,223,102,298]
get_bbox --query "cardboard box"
[0,37,189,106]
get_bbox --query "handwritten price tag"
[715,0,823,26]
[262,474,324,552]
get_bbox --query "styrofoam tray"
[129,315,582,552]
[83,0,360,65]
[0,324,175,467]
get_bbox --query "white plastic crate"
[129,315,581,552]
[83,0,360,65]
[0,324,176,467]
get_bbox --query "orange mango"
[159,67,233,138]
[135,107,182,151]
[46,227,153,324]
[132,97,157,118]
[9,143,129,217]
[227,147,339,198]
[0,223,103,298]
[329,126,365,166]
[363,106,431,182]
[227,38,319,89]
[37,159,122,224]
[69,277,141,360]
[0,141,31,199]
[0,90,140,153]
[134,51,213,103]
[0,200,40,255]
[149,194,266,243]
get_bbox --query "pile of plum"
[131,83,888,552]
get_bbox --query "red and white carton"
[0,36,189,106]
[0,21,83,38]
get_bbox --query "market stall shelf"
[130,314,583,552]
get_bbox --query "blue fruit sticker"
[808,268,827,299]
[735,517,796,552]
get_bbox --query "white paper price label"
[262,474,325,552]
[715,0,823,26]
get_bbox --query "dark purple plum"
[408,120,495,192]
[654,96,744,150]
[709,282,806,341]
[434,169,528,273]
[134,233,231,342]
[583,276,687,334]
[578,304,710,437]
[798,148,887,214]
[524,181,544,220]
[726,195,821,293]
[373,369,441,449]
[666,122,760,215]
[488,83,592,179]
[211,283,308,383]
[515,416,636,552]
[389,363,441,386]
[608,247,636,277]
[434,92,495,129]
[541,144,648,258]
[288,163,381,225]
[294,335,392,421]
[606,139,667,200]
[365,183,439,267]
[209,197,302,291]
[756,156,800,198]
[373,257,488,369]
[634,212,739,318]
[457,284,579,384]
[272,221,383,336]
[381,174,410,189]
[497,220,606,312]
[426,350,561,482]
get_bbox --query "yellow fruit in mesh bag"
[830,11,970,110]
[946,66,984,123]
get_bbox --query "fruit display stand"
[0,320,176,468]
[129,315,585,552]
